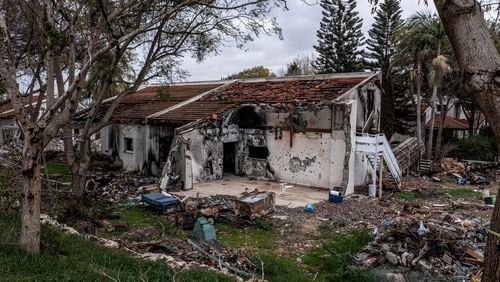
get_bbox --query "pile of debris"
[126,239,255,276]
[175,190,276,224]
[355,214,489,280]
[86,173,158,204]
[440,158,498,185]
[0,145,22,168]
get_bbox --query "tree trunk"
[435,106,446,159]
[427,85,438,160]
[436,96,452,158]
[380,70,395,139]
[19,144,42,253]
[433,1,500,281]
[71,137,91,201]
[416,71,423,148]
[484,182,500,281]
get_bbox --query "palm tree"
[428,55,451,158]
[405,11,450,159]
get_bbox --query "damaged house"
[153,72,402,196]
[98,81,227,174]
[96,72,403,196]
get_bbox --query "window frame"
[123,137,134,153]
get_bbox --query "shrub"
[447,135,497,161]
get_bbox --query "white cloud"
[180,0,436,81]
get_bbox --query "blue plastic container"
[329,190,343,203]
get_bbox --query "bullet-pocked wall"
[165,79,383,192]
[180,104,350,189]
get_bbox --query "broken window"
[332,104,345,130]
[124,137,133,152]
[248,146,268,159]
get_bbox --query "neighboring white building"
[0,95,46,145]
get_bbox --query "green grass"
[302,229,378,281]
[444,188,482,199]
[43,162,72,183]
[254,255,313,282]
[0,214,233,281]
[99,205,184,241]
[395,191,416,201]
[216,222,278,254]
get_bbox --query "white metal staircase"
[356,133,402,194]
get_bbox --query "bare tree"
[0,0,285,253]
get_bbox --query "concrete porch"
[170,175,328,208]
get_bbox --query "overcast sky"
[180,0,436,81]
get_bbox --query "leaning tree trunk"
[427,85,438,160]
[19,140,42,253]
[434,1,500,281]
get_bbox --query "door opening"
[223,142,237,175]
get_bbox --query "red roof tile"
[98,83,223,123]
[152,74,371,123]
[425,114,469,130]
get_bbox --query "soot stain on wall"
[289,156,317,173]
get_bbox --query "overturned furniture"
[234,191,275,219]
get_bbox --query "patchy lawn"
[443,188,482,199]
[395,191,416,201]
[216,221,278,254]
[0,213,233,282]
[42,162,72,183]
[302,229,379,281]
[96,204,185,242]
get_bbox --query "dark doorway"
[159,136,172,163]
[223,142,237,174]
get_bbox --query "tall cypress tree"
[366,0,403,138]
[314,0,364,74]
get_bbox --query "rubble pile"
[87,173,158,204]
[0,145,22,168]
[440,158,499,186]
[355,215,489,279]
[178,191,276,222]
[126,239,255,275]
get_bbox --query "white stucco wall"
[266,131,344,189]
[100,124,147,172]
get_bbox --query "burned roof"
[96,82,224,123]
[151,73,374,124]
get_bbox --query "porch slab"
[170,175,328,208]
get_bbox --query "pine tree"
[366,0,403,138]
[313,0,364,74]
